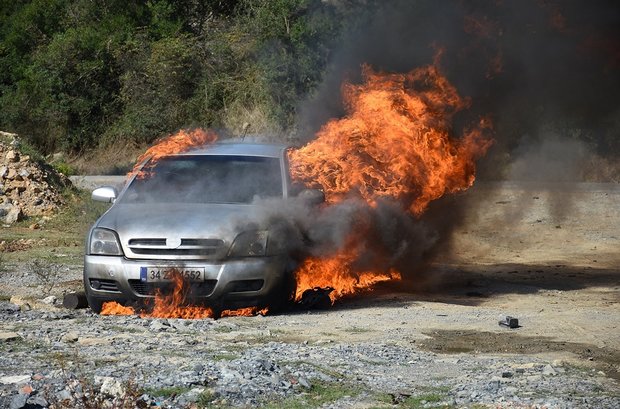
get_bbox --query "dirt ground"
[307,181,620,378]
[220,181,620,381]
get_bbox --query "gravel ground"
[0,181,618,408]
[0,299,618,409]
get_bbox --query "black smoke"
[272,0,620,288]
[297,0,620,181]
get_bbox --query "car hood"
[96,202,256,244]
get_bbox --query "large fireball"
[289,62,493,301]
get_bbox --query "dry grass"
[67,143,147,175]
[222,105,288,142]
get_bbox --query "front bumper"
[83,255,289,308]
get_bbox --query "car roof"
[183,142,290,158]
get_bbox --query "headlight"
[228,231,268,257]
[89,228,123,256]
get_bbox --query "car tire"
[83,279,103,313]
[85,292,103,313]
[268,271,297,314]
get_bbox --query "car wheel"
[83,279,103,313]
[85,292,103,313]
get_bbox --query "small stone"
[0,204,10,218]
[2,303,21,312]
[9,393,28,409]
[501,371,513,378]
[542,364,557,376]
[486,380,500,392]
[149,320,170,332]
[56,389,72,402]
[61,331,79,343]
[298,377,311,389]
[19,384,33,395]
[99,376,125,397]
[0,375,30,385]
[42,295,57,305]
[27,395,48,407]
[176,387,206,406]
[77,337,108,346]
[504,386,518,395]
[6,150,19,162]
[4,206,22,224]
[0,332,21,342]
[456,390,469,399]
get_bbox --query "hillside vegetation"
[0,0,371,156]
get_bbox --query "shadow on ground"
[324,264,619,310]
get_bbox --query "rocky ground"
[0,181,619,408]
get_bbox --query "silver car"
[83,142,322,314]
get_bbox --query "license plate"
[140,267,205,283]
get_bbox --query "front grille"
[128,238,166,246]
[130,248,218,256]
[89,279,120,292]
[127,238,225,258]
[128,279,217,297]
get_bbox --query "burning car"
[83,142,323,315]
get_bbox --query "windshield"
[121,155,283,204]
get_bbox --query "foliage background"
[1,1,618,180]
[0,0,372,156]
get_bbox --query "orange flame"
[101,273,266,319]
[221,307,269,318]
[295,253,401,302]
[289,61,492,301]
[290,63,492,215]
[146,273,215,319]
[101,302,134,316]
[127,128,218,179]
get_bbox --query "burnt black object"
[299,287,334,310]
[499,316,519,329]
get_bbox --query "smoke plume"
[298,0,620,176]
[287,0,619,286]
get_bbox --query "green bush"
[0,0,372,154]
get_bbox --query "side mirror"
[92,186,118,203]
[298,188,325,206]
